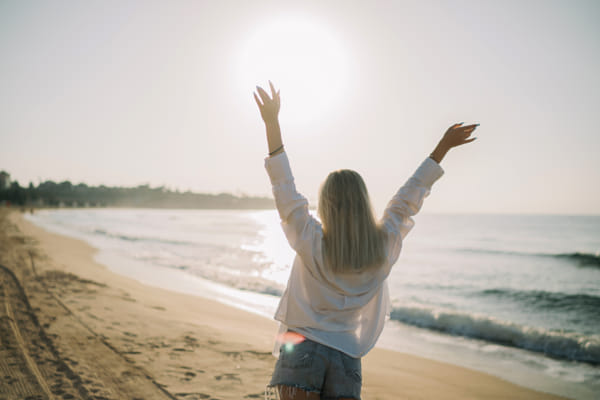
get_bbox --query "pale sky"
[1,0,599,215]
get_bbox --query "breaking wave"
[390,305,600,364]
[459,248,600,268]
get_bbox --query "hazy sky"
[1,0,599,215]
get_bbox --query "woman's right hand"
[430,122,479,164]
[440,122,479,149]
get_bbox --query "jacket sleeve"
[264,152,322,262]
[381,157,444,266]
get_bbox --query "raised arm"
[255,82,322,259]
[382,122,479,265]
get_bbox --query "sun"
[238,18,350,126]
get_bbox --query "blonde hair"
[318,169,386,273]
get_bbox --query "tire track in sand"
[0,263,84,399]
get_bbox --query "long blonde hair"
[318,169,386,273]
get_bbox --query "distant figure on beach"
[255,82,478,400]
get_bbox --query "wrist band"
[269,145,284,156]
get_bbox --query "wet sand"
[0,209,566,399]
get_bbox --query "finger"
[448,122,464,132]
[256,86,271,102]
[253,92,263,108]
[458,125,478,135]
[463,137,477,144]
[269,80,277,98]
[256,86,269,102]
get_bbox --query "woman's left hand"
[254,81,280,124]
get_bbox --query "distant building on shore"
[0,171,10,190]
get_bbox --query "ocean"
[25,209,600,399]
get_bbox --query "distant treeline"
[0,179,275,209]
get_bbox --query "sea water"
[25,209,600,399]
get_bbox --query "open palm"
[254,81,280,124]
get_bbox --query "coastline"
[1,209,567,399]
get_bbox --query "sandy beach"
[0,208,567,400]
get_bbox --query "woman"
[254,82,478,400]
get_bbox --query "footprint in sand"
[214,373,241,382]
[180,371,196,382]
[175,393,211,399]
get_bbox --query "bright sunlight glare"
[238,18,351,126]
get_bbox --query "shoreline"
[2,209,567,399]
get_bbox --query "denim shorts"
[269,335,362,400]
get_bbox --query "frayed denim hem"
[266,382,320,398]
[266,384,361,400]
